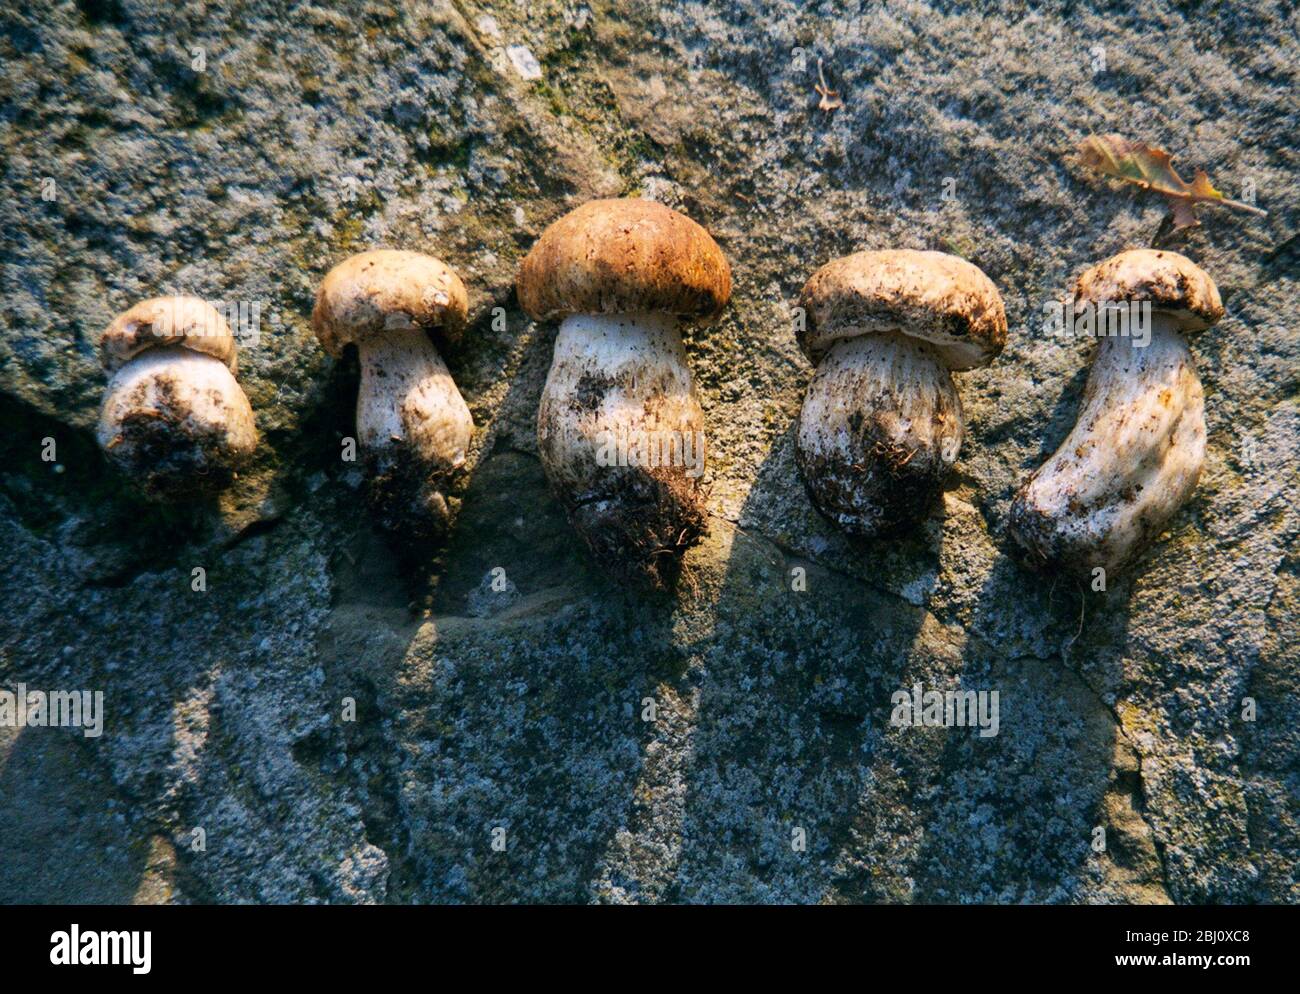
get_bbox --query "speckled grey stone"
[0,0,1295,904]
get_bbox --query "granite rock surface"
[0,0,1295,903]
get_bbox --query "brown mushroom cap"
[516,198,732,324]
[1072,249,1223,333]
[101,296,237,373]
[798,250,1007,370]
[312,249,468,357]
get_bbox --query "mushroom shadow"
[0,726,151,903]
[904,403,1171,901]
[903,546,1146,903]
[666,408,1153,902]
[365,316,681,902]
[653,422,930,902]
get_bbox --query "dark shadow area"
[381,448,681,902]
[0,728,148,903]
[668,428,927,902]
[910,543,1136,902]
[985,359,1093,469]
[0,392,223,583]
[292,312,676,902]
[666,401,1132,901]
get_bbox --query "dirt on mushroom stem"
[564,463,707,591]
[537,311,709,590]
[1008,313,1206,577]
[797,331,964,537]
[796,430,954,538]
[97,346,256,500]
[114,406,243,500]
[363,442,465,543]
[349,325,475,541]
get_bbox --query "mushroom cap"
[312,249,468,357]
[798,250,1007,370]
[101,296,237,373]
[516,198,732,324]
[1072,249,1223,333]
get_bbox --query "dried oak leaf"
[1077,133,1266,231]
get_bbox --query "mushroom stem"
[797,331,963,536]
[355,326,473,537]
[1009,314,1205,575]
[538,311,707,586]
[97,346,257,500]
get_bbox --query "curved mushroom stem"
[796,332,963,536]
[1009,314,1205,576]
[97,346,257,500]
[537,311,707,588]
[355,326,474,539]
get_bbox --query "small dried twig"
[815,58,843,112]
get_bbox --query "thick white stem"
[537,312,706,585]
[96,347,257,499]
[356,327,472,472]
[797,332,963,536]
[539,312,705,493]
[1010,315,1205,574]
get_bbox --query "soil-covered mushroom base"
[363,443,462,543]
[96,348,256,500]
[797,333,963,536]
[565,464,708,590]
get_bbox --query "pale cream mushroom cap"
[798,249,1007,371]
[312,249,469,356]
[1072,249,1223,333]
[100,296,237,373]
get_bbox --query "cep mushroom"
[1009,249,1223,576]
[796,250,1006,536]
[516,198,732,587]
[97,296,257,499]
[313,249,474,539]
